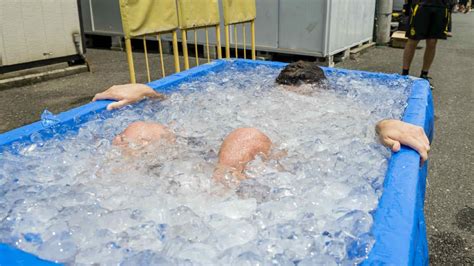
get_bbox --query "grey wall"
[80,0,376,57]
[1,0,82,66]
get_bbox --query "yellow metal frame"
[251,20,256,60]
[143,37,151,82]
[181,26,222,70]
[157,34,166,77]
[181,29,190,70]
[194,30,199,66]
[222,0,256,60]
[224,20,256,60]
[120,0,257,82]
[172,31,181,73]
[124,39,136,83]
[215,25,222,59]
[123,31,181,83]
[119,0,180,83]
[225,25,231,59]
[242,24,246,59]
[176,0,222,70]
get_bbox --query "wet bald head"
[113,121,175,147]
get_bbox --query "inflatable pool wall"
[0,59,434,265]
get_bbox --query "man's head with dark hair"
[276,60,326,86]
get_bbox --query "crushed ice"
[40,109,60,128]
[0,63,412,264]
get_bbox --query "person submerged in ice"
[113,121,176,149]
[111,119,275,185]
[275,60,328,95]
[92,80,430,183]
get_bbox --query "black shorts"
[406,4,449,40]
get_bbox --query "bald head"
[113,121,175,147]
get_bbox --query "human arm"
[92,83,165,111]
[375,119,430,165]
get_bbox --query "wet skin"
[213,128,272,182]
[113,121,175,148]
[99,84,431,168]
[113,122,271,182]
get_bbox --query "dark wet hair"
[276,60,326,86]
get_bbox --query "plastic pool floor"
[0,59,434,265]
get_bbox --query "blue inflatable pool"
[0,59,433,265]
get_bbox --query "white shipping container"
[0,0,83,67]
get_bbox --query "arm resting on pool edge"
[376,119,430,165]
[92,84,166,111]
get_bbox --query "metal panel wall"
[393,0,404,11]
[80,0,375,57]
[0,2,3,65]
[80,0,93,34]
[80,0,123,35]
[0,1,30,65]
[0,26,3,66]
[278,0,327,56]
[0,0,82,66]
[240,0,278,49]
[327,0,375,55]
[90,0,123,35]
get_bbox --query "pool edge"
[363,78,433,265]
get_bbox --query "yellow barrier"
[177,0,221,70]
[119,0,257,81]
[119,0,180,83]
[222,0,256,60]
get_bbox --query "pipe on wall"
[375,0,393,44]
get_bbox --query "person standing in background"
[402,0,449,84]
[458,0,471,12]
[447,0,458,37]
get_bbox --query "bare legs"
[403,39,420,72]
[422,39,438,72]
[402,38,438,77]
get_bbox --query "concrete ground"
[0,13,472,264]
[0,48,207,133]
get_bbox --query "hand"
[376,119,430,165]
[92,84,165,110]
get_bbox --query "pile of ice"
[0,63,412,265]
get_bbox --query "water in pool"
[0,63,412,265]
